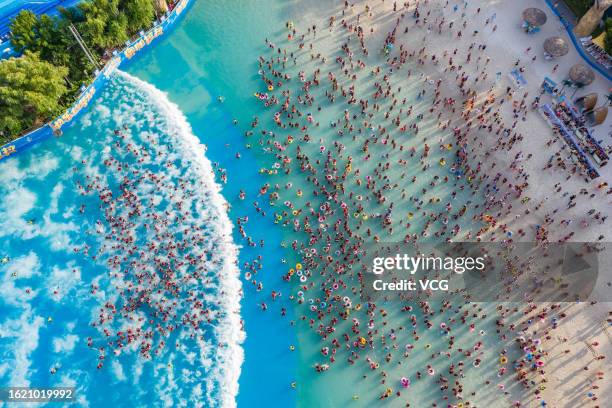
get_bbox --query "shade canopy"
[588,106,608,126]
[576,93,598,111]
[569,64,595,86]
[543,36,569,57]
[522,8,547,26]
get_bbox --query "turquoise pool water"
[0,0,538,407]
[124,0,311,405]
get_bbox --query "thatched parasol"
[587,106,608,126]
[522,8,547,27]
[543,36,569,57]
[154,0,168,14]
[569,64,596,86]
[576,93,598,111]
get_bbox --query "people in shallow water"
[71,0,609,404]
[247,1,609,404]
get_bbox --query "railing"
[539,103,600,179]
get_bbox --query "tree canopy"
[123,0,156,34]
[76,0,129,49]
[0,52,69,141]
[8,10,38,53]
[3,0,159,143]
[10,10,96,94]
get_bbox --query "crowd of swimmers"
[57,0,610,406]
[236,0,609,406]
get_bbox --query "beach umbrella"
[587,106,608,126]
[522,8,547,27]
[543,36,569,57]
[569,64,595,86]
[575,93,598,111]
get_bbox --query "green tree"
[9,11,95,95]
[9,10,38,53]
[121,0,155,34]
[605,18,612,55]
[34,15,94,89]
[0,52,69,140]
[33,15,70,65]
[2,0,160,143]
[10,12,72,71]
[77,0,129,49]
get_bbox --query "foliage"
[122,0,156,34]
[8,11,38,53]
[76,0,129,50]
[72,0,156,50]
[10,11,96,96]
[3,0,159,143]
[0,52,69,142]
[563,0,595,18]
[605,18,612,55]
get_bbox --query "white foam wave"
[116,70,244,408]
[0,309,44,386]
[52,333,79,354]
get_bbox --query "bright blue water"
[0,71,255,407]
[0,0,300,406]
[124,0,306,406]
